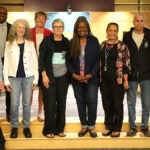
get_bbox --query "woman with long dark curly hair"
[67,16,100,138]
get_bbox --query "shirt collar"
[0,22,7,27]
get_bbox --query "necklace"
[104,43,113,71]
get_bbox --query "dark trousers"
[0,127,5,150]
[41,74,69,135]
[73,83,98,128]
[2,57,11,118]
[100,81,125,131]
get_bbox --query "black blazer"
[67,35,100,85]
[6,22,12,40]
[1,22,12,63]
[38,34,70,84]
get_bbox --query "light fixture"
[67,4,72,15]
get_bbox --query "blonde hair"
[35,11,47,20]
[8,19,32,43]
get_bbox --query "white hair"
[133,12,146,22]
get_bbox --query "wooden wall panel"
[0,5,24,12]
[24,0,114,12]
[0,0,24,12]
[90,12,150,43]
[0,0,150,12]
[140,5,150,11]
[141,0,150,4]
[115,0,150,11]
[115,0,138,4]
[115,5,138,12]
[0,0,24,4]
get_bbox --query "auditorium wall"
[7,12,150,42]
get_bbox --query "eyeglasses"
[53,26,64,29]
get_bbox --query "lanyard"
[104,44,113,71]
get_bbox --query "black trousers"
[2,57,11,118]
[41,74,69,135]
[0,128,5,150]
[100,81,125,131]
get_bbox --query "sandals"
[102,129,112,136]
[102,129,120,137]
[111,131,120,137]
[37,113,44,122]
[58,132,66,137]
[45,133,55,138]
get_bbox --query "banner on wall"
[45,12,89,32]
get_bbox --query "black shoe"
[78,128,88,137]
[141,128,150,137]
[10,128,18,138]
[23,128,32,138]
[89,129,97,138]
[127,128,137,137]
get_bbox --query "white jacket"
[3,40,39,85]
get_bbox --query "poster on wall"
[7,12,89,39]
[45,12,89,32]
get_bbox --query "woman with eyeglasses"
[39,19,70,138]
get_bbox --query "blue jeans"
[9,76,34,128]
[73,83,98,129]
[127,80,150,129]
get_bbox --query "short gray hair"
[52,19,64,28]
[133,12,146,22]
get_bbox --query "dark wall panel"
[24,0,114,12]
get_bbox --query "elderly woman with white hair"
[39,18,70,138]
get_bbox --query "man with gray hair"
[0,6,11,122]
[123,13,150,137]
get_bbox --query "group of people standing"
[0,6,150,143]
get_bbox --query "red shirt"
[30,27,52,50]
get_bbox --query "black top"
[53,40,66,52]
[101,43,117,82]
[16,43,25,77]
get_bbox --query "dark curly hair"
[70,16,92,58]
